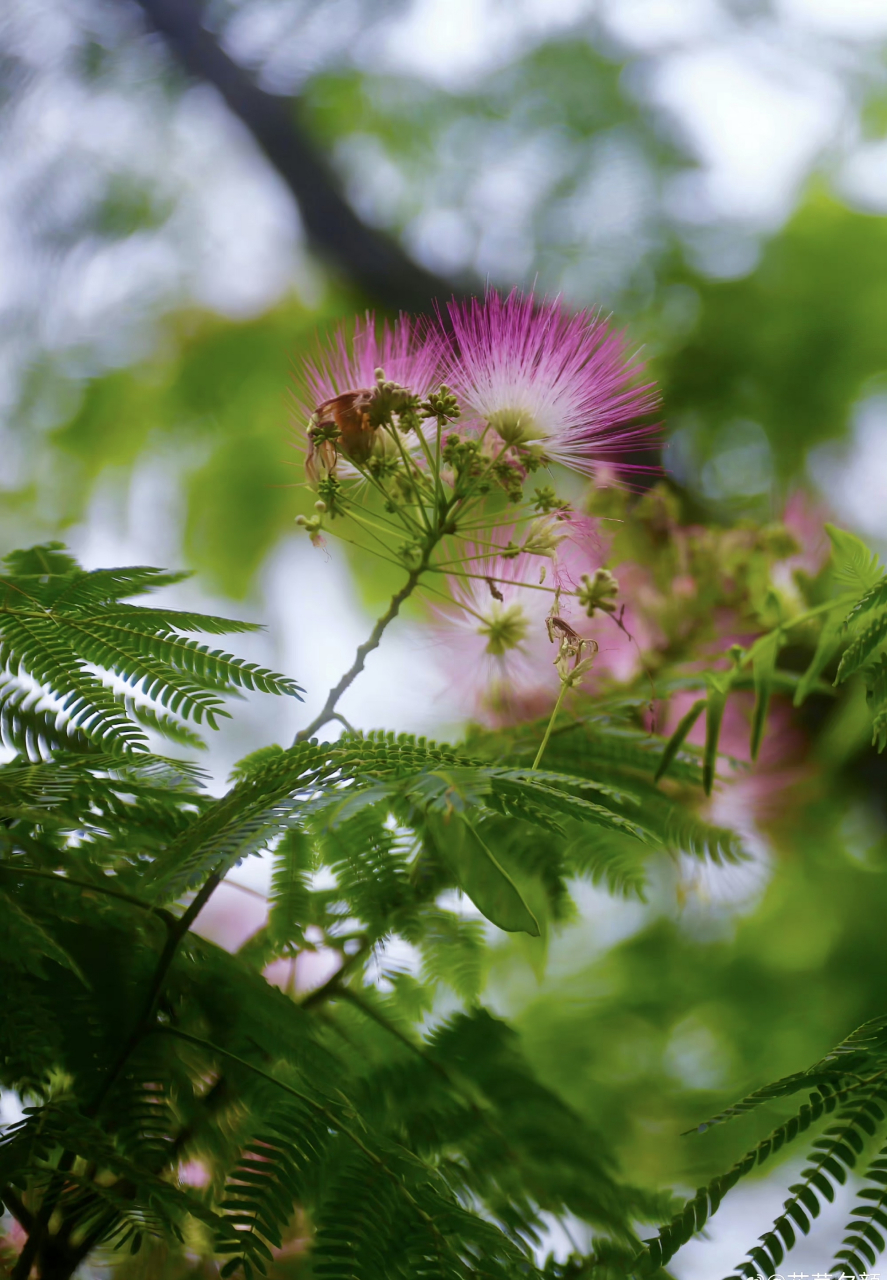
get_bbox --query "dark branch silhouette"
[130,0,467,310]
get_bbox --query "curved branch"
[129,0,467,310]
[294,564,425,742]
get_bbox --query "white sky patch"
[263,535,459,743]
[840,137,887,213]
[778,0,887,38]
[810,394,887,545]
[655,37,844,224]
[364,934,424,989]
[601,0,724,50]
[167,86,315,319]
[0,1089,26,1129]
[532,1211,591,1265]
[373,0,596,90]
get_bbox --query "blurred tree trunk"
[132,0,466,310]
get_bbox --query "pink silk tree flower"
[441,289,659,477]
[432,538,563,724]
[778,489,832,578]
[297,312,443,413]
[292,312,444,477]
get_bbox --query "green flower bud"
[532,485,572,515]
[578,569,619,616]
[522,518,567,559]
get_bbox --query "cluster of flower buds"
[292,288,659,725]
[578,568,620,617]
[295,288,656,523]
[547,612,599,687]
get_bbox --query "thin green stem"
[337,507,414,560]
[320,529,405,571]
[333,497,407,535]
[532,680,570,770]
[346,461,427,539]
[85,871,222,1117]
[411,577,492,620]
[383,426,435,536]
[433,418,443,500]
[447,435,509,518]
[426,566,560,594]
[0,864,172,925]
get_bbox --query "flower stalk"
[531,679,569,770]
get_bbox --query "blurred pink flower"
[780,489,832,578]
[657,687,809,818]
[433,535,561,722]
[178,1159,211,1189]
[189,881,267,953]
[556,527,663,685]
[441,289,659,477]
[264,948,341,996]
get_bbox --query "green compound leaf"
[826,523,886,591]
[703,673,732,796]
[836,610,887,684]
[794,607,844,706]
[844,575,887,627]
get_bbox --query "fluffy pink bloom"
[295,312,443,415]
[292,312,445,478]
[434,519,661,722]
[178,1159,211,1189]
[433,536,561,723]
[441,289,659,476]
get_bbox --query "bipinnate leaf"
[0,891,89,985]
[794,607,843,706]
[844,575,887,626]
[826,523,885,591]
[832,1141,887,1278]
[0,544,303,756]
[267,827,315,949]
[835,609,887,683]
[866,653,887,753]
[703,673,732,796]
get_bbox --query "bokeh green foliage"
[302,36,683,302]
[42,301,346,597]
[3,12,887,1274]
[663,189,887,482]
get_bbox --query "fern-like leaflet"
[0,543,302,757]
[0,545,754,1280]
[638,1015,887,1277]
[656,525,887,788]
